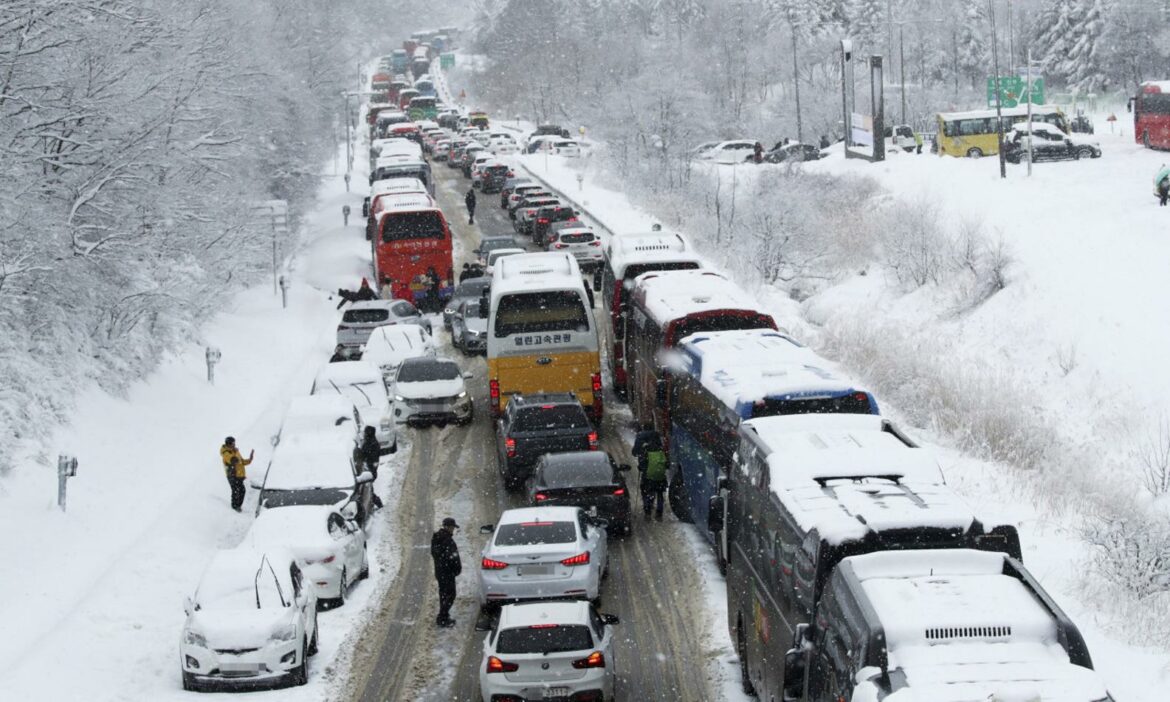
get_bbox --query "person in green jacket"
[1155,165,1170,206]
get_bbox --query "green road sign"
[987,76,1044,108]
[440,53,455,70]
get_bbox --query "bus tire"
[715,537,728,576]
[1143,131,1151,149]
[737,620,756,697]
[966,147,983,158]
[668,472,692,523]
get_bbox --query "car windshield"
[343,308,390,324]
[513,405,590,431]
[496,625,593,654]
[261,488,349,509]
[560,232,595,244]
[494,521,577,546]
[542,461,613,488]
[397,360,459,382]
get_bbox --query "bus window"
[751,393,872,419]
[672,313,771,343]
[494,291,588,336]
[382,211,445,242]
[1143,94,1170,113]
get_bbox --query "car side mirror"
[591,517,610,529]
[783,648,807,700]
[356,470,375,484]
[341,502,360,521]
[601,613,620,626]
[479,524,495,534]
[618,463,632,472]
[707,494,725,533]
[463,371,474,380]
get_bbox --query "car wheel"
[966,147,983,158]
[1144,131,1152,148]
[181,672,199,692]
[359,546,370,580]
[291,640,309,686]
[307,614,319,656]
[1073,148,1083,160]
[337,567,348,607]
[456,408,474,426]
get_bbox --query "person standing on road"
[219,437,253,512]
[430,517,462,628]
[358,426,387,510]
[632,426,667,520]
[465,188,477,225]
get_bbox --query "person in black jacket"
[358,426,385,509]
[430,517,462,627]
[465,188,477,224]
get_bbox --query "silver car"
[336,300,431,358]
[451,298,488,355]
[477,506,608,609]
[444,277,491,329]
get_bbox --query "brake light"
[561,552,590,566]
[588,431,598,450]
[554,243,567,249]
[589,241,600,246]
[535,492,548,502]
[506,170,514,177]
[571,651,606,669]
[528,623,558,629]
[481,557,508,570]
[591,372,602,393]
[538,218,549,224]
[506,437,516,458]
[613,487,625,496]
[490,379,501,417]
[486,656,519,673]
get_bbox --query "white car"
[549,227,603,270]
[180,548,318,691]
[489,133,519,154]
[391,356,473,426]
[245,505,368,608]
[336,298,429,358]
[477,506,609,608]
[703,139,758,164]
[551,139,581,157]
[272,395,360,450]
[360,324,436,384]
[311,361,397,454]
[469,154,496,187]
[479,600,619,702]
[433,139,452,161]
[485,247,525,274]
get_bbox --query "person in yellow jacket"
[219,436,254,512]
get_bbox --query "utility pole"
[1026,48,1034,177]
[841,40,853,150]
[791,23,803,143]
[899,23,906,125]
[989,0,1006,179]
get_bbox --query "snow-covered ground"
[0,149,403,700]
[506,144,1170,700]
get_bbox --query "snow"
[606,230,703,279]
[394,376,466,401]
[492,251,581,292]
[633,270,764,326]
[245,506,335,554]
[361,324,436,370]
[276,395,359,445]
[257,436,357,491]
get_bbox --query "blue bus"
[663,329,878,566]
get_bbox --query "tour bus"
[368,157,433,195]
[364,178,431,239]
[390,49,409,74]
[486,253,602,421]
[626,270,776,435]
[370,73,391,100]
[407,96,438,122]
[666,329,878,542]
[414,78,436,98]
[1130,81,1170,149]
[936,104,1068,157]
[595,231,703,396]
[371,194,453,306]
[780,549,1112,702]
[718,414,1022,701]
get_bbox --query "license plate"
[220,662,260,674]
[545,687,571,698]
[518,564,552,577]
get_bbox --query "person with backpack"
[633,426,667,520]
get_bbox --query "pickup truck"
[495,393,598,490]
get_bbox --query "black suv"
[495,393,597,490]
[526,451,633,534]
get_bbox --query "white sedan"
[180,548,318,691]
[245,505,368,608]
[477,506,608,609]
[702,139,758,164]
[479,600,619,702]
[392,356,473,426]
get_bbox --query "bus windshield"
[494,291,588,336]
[382,211,445,242]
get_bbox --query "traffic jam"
[178,28,1116,702]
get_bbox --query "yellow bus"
[936,105,1068,158]
[487,252,602,421]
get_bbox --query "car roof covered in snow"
[313,360,383,387]
[938,104,1064,121]
[246,505,337,553]
[195,546,299,610]
[741,415,967,545]
[284,394,356,422]
[262,434,356,491]
[498,505,582,525]
[498,599,592,629]
[361,324,434,366]
[374,193,438,214]
[673,329,871,418]
[842,549,1109,702]
[606,231,703,278]
[631,270,764,327]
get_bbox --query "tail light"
[613,487,625,496]
[505,437,516,458]
[591,373,602,393]
[588,241,600,246]
[489,379,501,417]
[481,557,508,570]
[561,552,590,566]
[554,243,567,249]
[486,655,519,673]
[506,170,514,177]
[587,431,598,450]
[538,218,549,224]
[534,492,548,502]
[571,651,605,669]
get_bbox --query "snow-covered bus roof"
[1140,80,1170,92]
[741,414,969,545]
[371,178,428,197]
[490,252,583,300]
[606,231,704,279]
[373,193,437,215]
[674,329,868,417]
[937,104,1064,121]
[632,270,762,325]
[844,549,1109,702]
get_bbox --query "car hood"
[463,317,487,334]
[188,609,292,650]
[396,378,465,399]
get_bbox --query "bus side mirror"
[362,197,370,217]
[717,476,730,492]
[478,290,490,319]
[707,495,725,533]
[1127,98,1133,114]
[654,379,668,410]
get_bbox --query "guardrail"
[510,161,616,241]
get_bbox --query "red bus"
[1132,81,1170,149]
[371,194,454,307]
[625,270,777,442]
[595,231,703,396]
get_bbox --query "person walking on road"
[465,188,477,225]
[632,425,667,520]
[358,426,389,510]
[1156,165,1170,206]
[430,517,462,628]
[219,436,253,512]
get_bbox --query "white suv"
[549,226,603,270]
[479,600,619,702]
